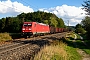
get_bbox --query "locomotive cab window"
[23,24,32,26]
[28,24,32,26]
[23,24,27,26]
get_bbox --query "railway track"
[0,32,67,60]
[0,42,40,60]
[0,43,24,54]
[0,43,28,59]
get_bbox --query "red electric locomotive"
[22,22,50,37]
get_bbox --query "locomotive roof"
[23,22,49,26]
[37,22,49,26]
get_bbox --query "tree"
[57,18,65,28]
[0,18,6,32]
[43,20,49,25]
[4,17,13,32]
[82,0,90,15]
[17,13,26,22]
[0,11,66,33]
[49,17,58,27]
[9,17,22,33]
[81,16,90,36]
[75,24,82,29]
[75,24,86,34]
[82,0,90,38]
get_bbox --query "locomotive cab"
[22,22,50,37]
[22,22,37,36]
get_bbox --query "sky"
[0,0,86,26]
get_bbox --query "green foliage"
[0,18,6,32]
[43,20,50,25]
[67,32,90,56]
[82,16,90,30]
[65,46,81,60]
[83,49,90,54]
[0,11,66,33]
[51,53,64,60]
[82,0,90,39]
[49,17,58,27]
[75,28,86,34]
[81,16,90,38]
[75,24,82,29]
[82,0,90,15]
[57,18,65,28]
[75,24,86,34]
[0,17,23,33]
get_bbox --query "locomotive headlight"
[29,28,31,30]
[22,28,25,30]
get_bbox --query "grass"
[0,33,12,42]
[34,40,82,60]
[66,32,75,40]
[31,32,90,60]
[65,46,81,60]
[75,34,81,39]
[34,41,67,60]
[83,49,90,54]
[85,40,90,46]
[68,32,90,55]
[74,34,90,55]
[77,41,90,55]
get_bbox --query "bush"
[0,33,12,42]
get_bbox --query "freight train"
[22,22,67,37]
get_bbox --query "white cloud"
[39,4,86,26]
[0,0,86,26]
[0,0,34,18]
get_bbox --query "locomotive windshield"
[23,23,32,26]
